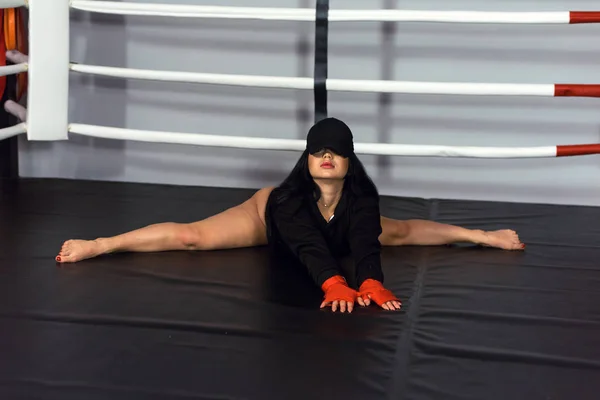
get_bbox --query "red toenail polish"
[56,256,61,261]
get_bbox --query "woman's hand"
[358,279,401,311]
[320,275,358,313]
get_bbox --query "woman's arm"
[270,196,359,312]
[348,196,401,311]
[348,196,385,286]
[270,198,342,286]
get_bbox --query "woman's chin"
[312,173,344,181]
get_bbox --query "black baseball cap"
[306,117,354,157]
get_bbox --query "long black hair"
[272,149,379,205]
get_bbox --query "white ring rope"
[5,100,26,122]
[6,50,29,65]
[69,123,558,159]
[70,64,312,89]
[0,122,26,141]
[70,64,554,96]
[0,63,27,77]
[28,0,597,158]
[70,1,572,24]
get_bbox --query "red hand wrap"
[358,279,399,306]
[321,275,357,304]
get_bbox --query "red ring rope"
[0,10,6,102]
[4,7,27,101]
[15,7,27,101]
[569,12,600,24]
[554,84,600,97]
[556,144,600,157]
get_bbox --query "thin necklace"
[320,195,339,208]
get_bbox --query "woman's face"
[308,148,349,180]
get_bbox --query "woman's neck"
[315,180,343,208]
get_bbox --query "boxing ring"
[1,1,600,399]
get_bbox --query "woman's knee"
[380,218,410,246]
[177,224,213,250]
[252,186,275,226]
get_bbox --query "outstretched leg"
[57,187,275,263]
[378,216,525,250]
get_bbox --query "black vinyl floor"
[1,178,599,400]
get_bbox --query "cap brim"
[309,145,345,155]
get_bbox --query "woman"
[56,118,524,313]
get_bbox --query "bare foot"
[56,239,103,263]
[481,230,525,251]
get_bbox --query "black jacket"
[265,187,384,288]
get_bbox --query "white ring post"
[27,0,70,140]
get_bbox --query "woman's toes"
[57,241,76,262]
[56,239,101,263]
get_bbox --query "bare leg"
[56,187,274,263]
[378,217,525,250]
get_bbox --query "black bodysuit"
[265,187,385,288]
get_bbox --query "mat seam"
[387,199,437,400]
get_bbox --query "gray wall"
[19,0,600,206]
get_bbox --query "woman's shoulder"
[346,191,380,211]
[268,186,308,214]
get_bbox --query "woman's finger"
[363,295,371,306]
[332,300,339,312]
[381,302,390,311]
[347,301,354,313]
[393,301,402,309]
[357,297,366,307]
[340,300,347,313]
